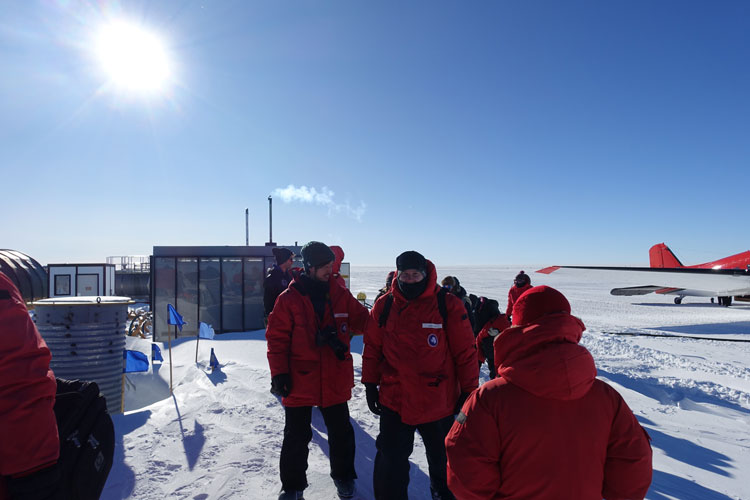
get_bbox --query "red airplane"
[538,243,750,306]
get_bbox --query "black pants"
[373,406,456,500]
[280,402,357,492]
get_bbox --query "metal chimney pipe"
[245,208,249,245]
[268,196,273,244]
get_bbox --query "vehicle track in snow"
[583,329,750,411]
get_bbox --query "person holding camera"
[1,272,61,500]
[266,241,370,500]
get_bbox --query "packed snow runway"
[102,266,750,500]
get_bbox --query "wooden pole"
[121,356,126,413]
[169,325,174,394]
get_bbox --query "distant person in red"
[266,241,370,500]
[505,270,531,320]
[445,286,653,500]
[473,298,510,380]
[330,245,347,288]
[0,272,61,500]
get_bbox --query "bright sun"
[95,21,172,94]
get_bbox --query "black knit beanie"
[272,247,294,266]
[301,241,335,271]
[396,251,427,273]
[514,270,530,286]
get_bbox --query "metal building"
[47,263,116,298]
[151,245,301,341]
[0,249,47,302]
[108,256,150,304]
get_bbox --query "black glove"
[6,462,61,500]
[454,391,471,415]
[270,373,292,397]
[364,383,382,415]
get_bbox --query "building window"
[55,275,71,296]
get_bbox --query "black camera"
[316,325,348,361]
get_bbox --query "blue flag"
[124,350,149,373]
[167,303,185,332]
[152,343,163,362]
[209,348,220,371]
[199,322,215,340]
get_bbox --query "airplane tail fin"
[649,243,684,268]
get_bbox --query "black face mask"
[398,278,428,300]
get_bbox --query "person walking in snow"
[362,251,478,500]
[264,247,296,319]
[505,270,532,320]
[266,241,370,500]
[440,276,476,334]
[445,285,653,500]
[473,297,510,380]
[0,272,61,500]
[374,270,396,302]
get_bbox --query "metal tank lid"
[33,296,135,306]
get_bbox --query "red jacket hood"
[331,246,344,275]
[494,313,595,400]
[391,260,438,304]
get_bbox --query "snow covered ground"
[102,266,750,500]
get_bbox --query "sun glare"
[95,21,172,94]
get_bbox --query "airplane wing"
[609,286,718,297]
[537,265,750,298]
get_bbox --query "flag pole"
[195,334,200,364]
[169,325,174,394]
[121,355,126,413]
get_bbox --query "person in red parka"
[362,251,478,500]
[473,297,510,380]
[330,245,347,289]
[266,241,370,500]
[445,286,653,500]
[0,272,61,500]
[505,270,532,319]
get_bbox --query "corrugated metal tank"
[33,296,132,413]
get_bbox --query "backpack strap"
[437,287,448,325]
[378,293,394,328]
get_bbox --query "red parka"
[330,245,347,289]
[445,311,652,500]
[475,315,511,364]
[0,273,59,499]
[505,283,531,317]
[266,275,369,408]
[362,261,478,426]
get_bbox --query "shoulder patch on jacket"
[456,411,467,424]
[0,290,10,300]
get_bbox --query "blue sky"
[2,0,748,267]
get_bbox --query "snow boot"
[334,478,356,499]
[278,490,304,500]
